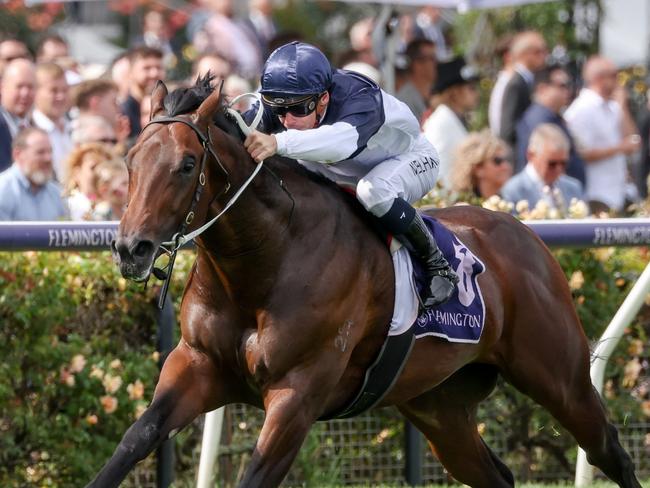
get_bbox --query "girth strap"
[318,325,415,420]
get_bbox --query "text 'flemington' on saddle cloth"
[412,215,487,344]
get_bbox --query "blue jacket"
[500,165,584,210]
[0,113,13,172]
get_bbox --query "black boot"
[397,212,459,308]
[378,198,458,308]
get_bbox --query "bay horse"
[94,78,641,488]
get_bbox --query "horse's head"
[111,77,226,281]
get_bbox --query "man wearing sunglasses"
[515,65,584,184]
[244,41,458,309]
[501,123,583,214]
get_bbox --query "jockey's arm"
[243,90,380,164]
[245,121,361,164]
[274,122,360,163]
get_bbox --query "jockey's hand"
[244,131,277,163]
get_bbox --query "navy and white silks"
[245,69,440,217]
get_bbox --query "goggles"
[262,93,322,118]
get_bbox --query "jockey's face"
[280,92,330,131]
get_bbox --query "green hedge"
[0,250,194,486]
[0,246,648,486]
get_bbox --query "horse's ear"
[149,80,168,120]
[194,80,223,128]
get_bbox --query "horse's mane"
[163,73,243,141]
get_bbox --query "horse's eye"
[181,158,196,174]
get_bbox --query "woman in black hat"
[422,56,480,190]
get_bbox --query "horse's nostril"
[110,239,118,254]
[133,240,154,258]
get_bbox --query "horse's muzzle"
[111,236,156,282]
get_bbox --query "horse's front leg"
[238,356,342,487]
[86,341,223,488]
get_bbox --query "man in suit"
[0,113,12,172]
[515,65,585,183]
[501,123,583,213]
[0,58,36,170]
[499,31,547,150]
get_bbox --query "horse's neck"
[196,133,293,292]
[199,124,384,303]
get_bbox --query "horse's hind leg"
[500,319,641,488]
[86,342,222,488]
[398,363,514,488]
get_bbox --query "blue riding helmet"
[261,41,332,105]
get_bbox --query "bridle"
[143,115,231,242]
[141,93,264,308]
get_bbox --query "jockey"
[243,41,458,308]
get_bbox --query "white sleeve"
[565,113,592,151]
[274,121,360,164]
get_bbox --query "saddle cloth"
[389,215,487,344]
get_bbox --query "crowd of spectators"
[0,3,649,222]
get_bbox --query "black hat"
[434,56,480,93]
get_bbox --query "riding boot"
[398,212,459,307]
[378,198,458,308]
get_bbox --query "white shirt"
[422,103,467,189]
[488,69,512,136]
[564,88,626,210]
[32,109,73,182]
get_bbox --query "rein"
[144,93,264,308]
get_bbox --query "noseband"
[141,95,265,308]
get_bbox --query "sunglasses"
[548,159,567,169]
[263,94,321,118]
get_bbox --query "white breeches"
[296,134,440,216]
[356,135,440,216]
